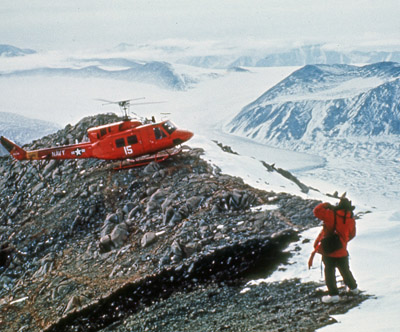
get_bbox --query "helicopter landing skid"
[113,148,182,170]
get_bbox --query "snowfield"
[1,61,399,331]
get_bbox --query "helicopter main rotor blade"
[95,98,116,105]
[129,101,167,107]
[95,97,146,106]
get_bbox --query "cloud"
[1,1,399,53]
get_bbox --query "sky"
[1,0,400,52]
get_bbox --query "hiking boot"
[322,295,340,303]
[347,287,360,295]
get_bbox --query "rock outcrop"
[0,114,365,332]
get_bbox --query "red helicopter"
[0,98,194,169]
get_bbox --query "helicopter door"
[127,134,144,156]
[153,127,167,140]
[114,133,143,157]
[149,126,169,151]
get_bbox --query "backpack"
[321,211,343,254]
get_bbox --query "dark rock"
[43,160,58,178]
[143,162,161,175]
[122,202,135,215]
[169,211,182,226]
[163,206,175,225]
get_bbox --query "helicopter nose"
[173,129,194,145]
[182,130,194,141]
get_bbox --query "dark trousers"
[322,255,357,295]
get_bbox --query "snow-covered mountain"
[0,44,36,57]
[0,112,60,155]
[177,45,400,69]
[3,59,188,90]
[226,62,400,147]
[255,45,400,67]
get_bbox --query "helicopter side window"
[162,121,176,135]
[115,138,126,148]
[127,135,138,145]
[154,127,167,140]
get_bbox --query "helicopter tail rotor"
[0,136,27,160]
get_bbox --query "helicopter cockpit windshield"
[162,121,176,135]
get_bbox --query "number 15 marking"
[124,145,133,155]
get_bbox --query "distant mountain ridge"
[255,45,400,67]
[3,43,400,68]
[0,112,60,155]
[226,62,400,145]
[177,45,400,69]
[0,44,36,57]
[2,59,187,90]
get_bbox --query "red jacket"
[313,202,356,257]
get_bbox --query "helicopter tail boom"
[0,136,27,160]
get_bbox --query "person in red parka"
[309,197,359,303]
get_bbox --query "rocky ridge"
[0,114,368,331]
